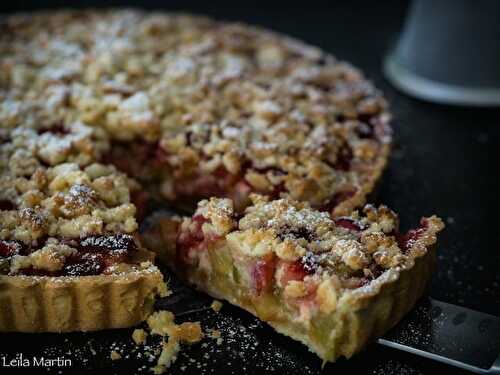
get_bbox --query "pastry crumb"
[152,339,180,374]
[210,300,223,312]
[110,350,122,361]
[145,310,204,374]
[132,328,148,345]
[159,281,172,298]
[175,322,203,344]
[207,328,223,345]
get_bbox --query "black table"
[1,1,499,374]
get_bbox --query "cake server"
[378,298,500,374]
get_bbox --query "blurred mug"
[384,0,500,107]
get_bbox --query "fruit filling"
[170,194,444,317]
[0,234,142,277]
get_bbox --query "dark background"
[1,1,499,374]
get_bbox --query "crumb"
[211,300,223,312]
[146,310,204,373]
[174,322,203,344]
[132,328,148,345]
[207,328,222,344]
[110,350,122,361]
[152,338,180,374]
[208,329,221,339]
[159,281,172,298]
[147,310,176,336]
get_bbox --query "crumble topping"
[1,9,391,217]
[179,195,445,303]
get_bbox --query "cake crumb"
[147,310,176,336]
[132,328,148,345]
[207,328,223,345]
[211,300,223,312]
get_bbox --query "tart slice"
[149,194,444,362]
[0,162,165,332]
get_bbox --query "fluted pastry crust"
[0,262,164,332]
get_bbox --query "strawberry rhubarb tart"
[0,9,444,363]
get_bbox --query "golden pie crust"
[0,261,164,332]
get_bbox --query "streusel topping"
[181,195,444,291]
[1,9,391,216]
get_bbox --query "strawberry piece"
[334,217,364,232]
[176,215,208,265]
[0,240,22,258]
[397,218,429,251]
[278,261,309,288]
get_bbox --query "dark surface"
[1,1,500,374]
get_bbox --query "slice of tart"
[149,194,444,362]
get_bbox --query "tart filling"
[152,194,444,362]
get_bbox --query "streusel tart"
[148,194,444,362]
[0,9,443,363]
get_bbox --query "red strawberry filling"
[332,144,353,171]
[0,240,23,258]
[0,200,15,210]
[131,190,150,221]
[3,234,138,277]
[176,215,210,265]
[278,261,310,288]
[103,140,169,180]
[334,217,365,232]
[397,218,429,251]
[319,190,357,214]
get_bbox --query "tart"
[1,9,391,217]
[148,194,444,362]
[0,9,443,362]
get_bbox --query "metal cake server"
[378,298,500,374]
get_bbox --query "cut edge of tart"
[0,260,165,332]
[145,194,444,362]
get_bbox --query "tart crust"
[0,261,164,332]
